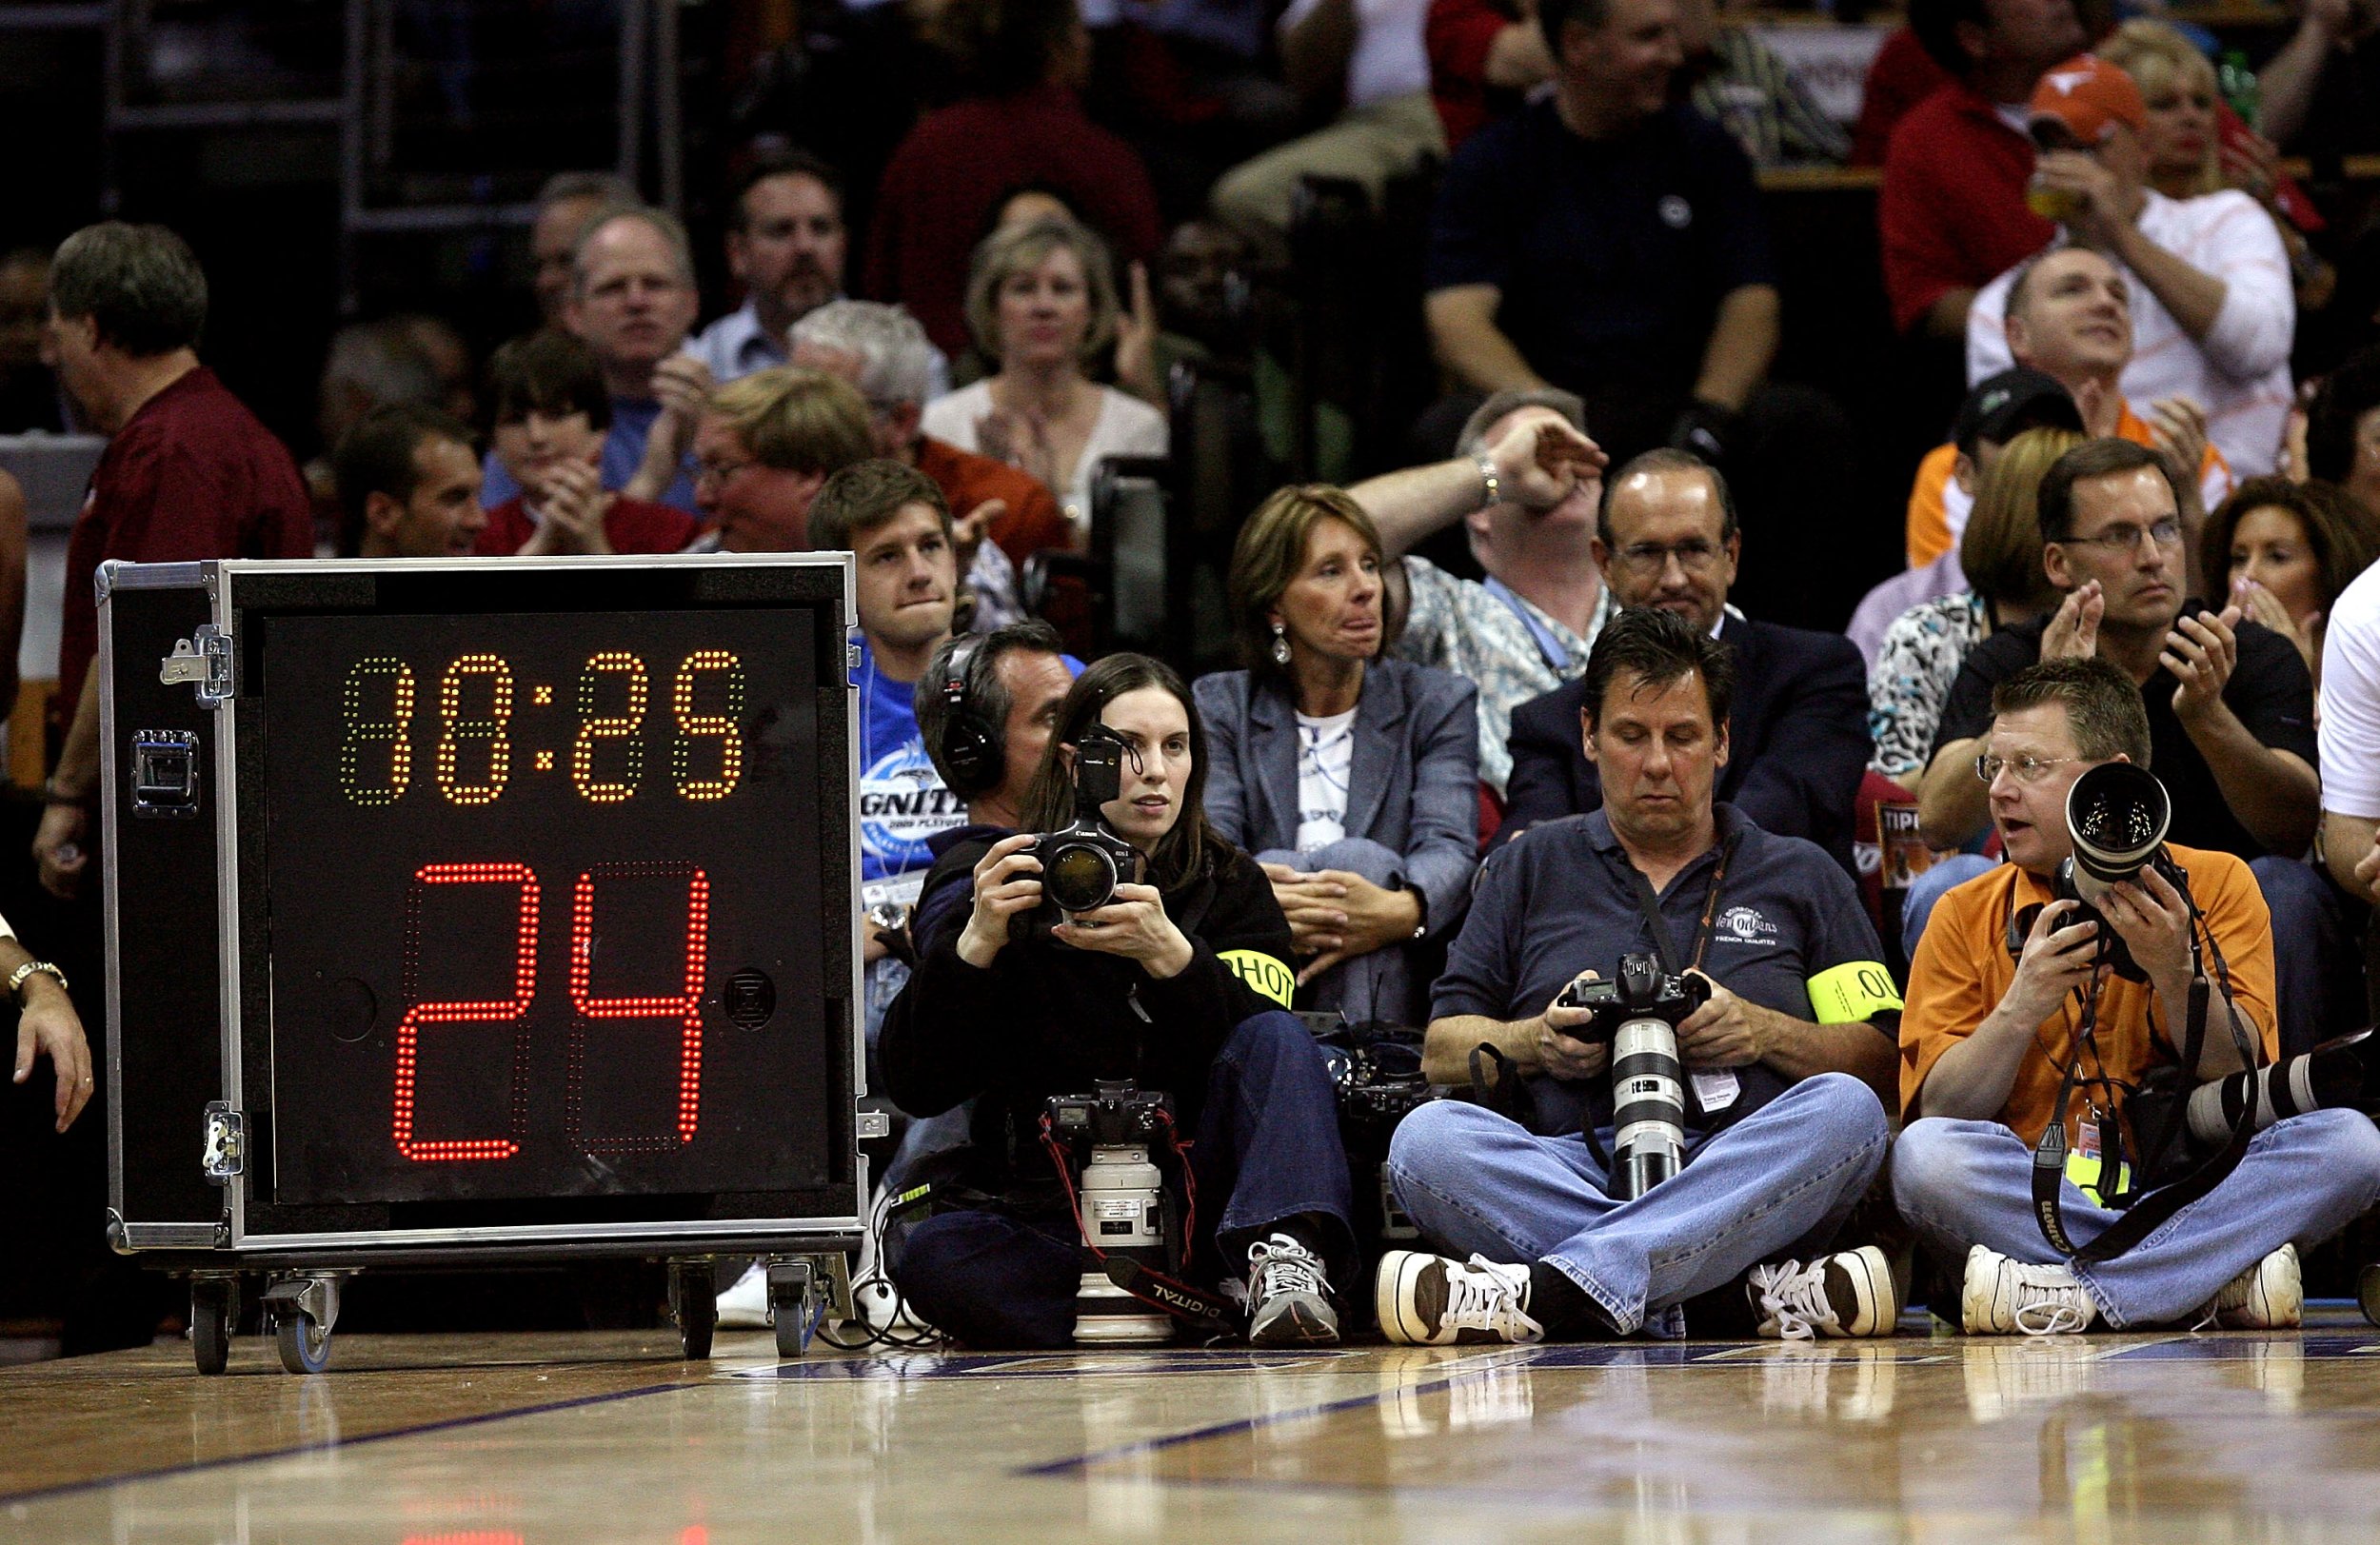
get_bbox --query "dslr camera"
[1555,952,1712,1199]
[1045,1081,1178,1343]
[1013,724,1140,940]
[2009,763,2186,981]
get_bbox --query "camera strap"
[1624,834,1739,980]
[2030,900,2262,1262]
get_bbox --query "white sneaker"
[1375,1251,1546,1345]
[1961,1244,2098,1336]
[1747,1246,1898,1340]
[2212,1243,2302,1329]
[716,1262,771,1329]
[1246,1233,1339,1346]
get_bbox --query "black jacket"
[1500,612,1871,874]
[879,833,1296,1175]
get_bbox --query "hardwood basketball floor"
[4,1312,2377,1540]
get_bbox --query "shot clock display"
[260,606,833,1208]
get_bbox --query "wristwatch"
[8,961,67,1002]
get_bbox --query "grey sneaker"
[1246,1233,1339,1346]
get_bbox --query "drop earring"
[1270,621,1292,667]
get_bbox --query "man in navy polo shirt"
[1376,607,1903,1344]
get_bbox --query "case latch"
[202,1101,245,1182]
[160,624,234,706]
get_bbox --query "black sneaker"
[1745,1246,1897,1339]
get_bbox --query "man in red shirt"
[1878,0,2085,338]
[863,0,1162,358]
[35,223,311,898]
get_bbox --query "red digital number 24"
[388,860,710,1162]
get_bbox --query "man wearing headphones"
[867,623,1081,1207]
[912,620,1082,922]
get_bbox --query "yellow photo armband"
[1806,961,1903,1025]
[1220,949,1296,1008]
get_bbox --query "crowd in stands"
[10,0,2380,1356]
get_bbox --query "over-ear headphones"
[939,641,1003,800]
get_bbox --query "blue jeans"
[1893,1110,2380,1327]
[890,1010,1357,1348]
[2250,854,2356,1060]
[1386,1072,1891,1337]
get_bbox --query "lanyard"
[1482,577,1572,674]
[1622,834,1738,979]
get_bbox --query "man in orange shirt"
[1894,656,2380,1334]
[1904,247,2232,570]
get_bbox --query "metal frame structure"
[0,1,685,311]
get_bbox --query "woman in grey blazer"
[1195,485,1478,1023]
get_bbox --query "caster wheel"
[275,1310,332,1375]
[671,1260,717,1360]
[768,1259,822,1357]
[772,1286,814,1358]
[2360,1263,2379,1327]
[190,1282,233,1377]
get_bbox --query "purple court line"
[0,1377,700,1509]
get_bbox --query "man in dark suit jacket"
[1501,448,1871,873]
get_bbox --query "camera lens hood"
[2066,762,2170,887]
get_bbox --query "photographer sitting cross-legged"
[1894,656,2380,1335]
[1376,607,1905,1345]
[880,654,1358,1348]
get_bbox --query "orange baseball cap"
[2029,54,2148,146]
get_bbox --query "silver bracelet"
[1475,453,1501,510]
[7,961,66,1001]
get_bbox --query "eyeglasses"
[1974,753,2081,783]
[694,458,756,488]
[1615,539,1722,575]
[2055,519,2183,556]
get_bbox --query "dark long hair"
[2200,476,2380,622]
[1017,653,1239,895]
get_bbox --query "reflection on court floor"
[5,1317,2380,1540]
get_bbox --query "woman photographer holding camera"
[881,653,1356,1348]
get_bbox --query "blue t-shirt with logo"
[856,639,965,895]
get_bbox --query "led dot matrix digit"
[390,862,539,1161]
[435,655,515,806]
[338,657,416,806]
